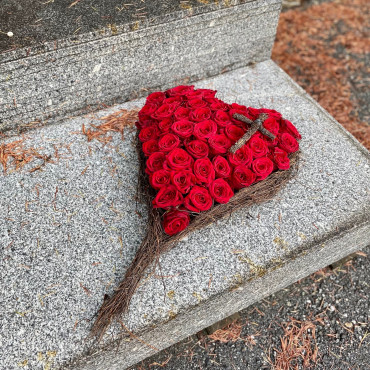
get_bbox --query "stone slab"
[0,0,281,134]
[0,60,369,370]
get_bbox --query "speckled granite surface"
[0,60,369,370]
[0,0,281,133]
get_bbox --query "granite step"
[1,60,369,370]
[0,0,281,134]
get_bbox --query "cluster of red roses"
[137,86,301,236]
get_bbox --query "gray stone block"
[0,60,369,370]
[0,0,281,133]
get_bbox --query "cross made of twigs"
[229,113,275,154]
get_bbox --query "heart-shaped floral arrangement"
[92,85,302,338]
[136,85,301,235]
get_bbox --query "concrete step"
[0,0,281,134]
[1,60,369,370]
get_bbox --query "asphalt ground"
[131,247,369,369]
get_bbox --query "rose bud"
[193,120,217,141]
[280,119,302,140]
[232,165,256,189]
[142,139,159,156]
[213,110,232,128]
[187,98,208,109]
[189,107,212,122]
[145,152,165,174]
[273,148,290,170]
[251,157,274,181]
[152,185,183,208]
[227,146,253,167]
[171,170,196,194]
[158,118,173,133]
[158,133,181,152]
[152,103,176,120]
[166,148,194,171]
[212,155,232,178]
[146,91,166,105]
[262,117,280,137]
[248,135,268,158]
[184,186,213,212]
[278,133,299,153]
[150,169,171,190]
[174,106,190,120]
[185,139,209,159]
[194,157,215,185]
[171,119,194,138]
[138,125,158,142]
[210,178,234,204]
[225,125,245,143]
[163,209,190,235]
[208,134,232,154]
[165,85,194,97]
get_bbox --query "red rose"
[139,103,158,120]
[163,209,190,235]
[136,117,157,130]
[187,98,208,109]
[278,133,299,153]
[213,110,232,127]
[232,165,256,189]
[138,126,158,142]
[209,99,229,111]
[186,88,217,99]
[158,118,173,133]
[153,185,183,208]
[194,157,215,185]
[193,120,217,141]
[213,155,232,178]
[273,148,290,170]
[281,119,302,140]
[166,148,193,170]
[262,117,280,137]
[248,135,268,158]
[152,104,176,119]
[146,152,165,174]
[174,106,190,120]
[208,134,232,154]
[142,139,159,156]
[185,139,209,159]
[247,107,260,120]
[189,107,212,122]
[171,120,194,138]
[158,133,180,152]
[163,96,183,110]
[171,170,196,194]
[225,125,245,143]
[146,91,165,105]
[150,169,171,190]
[251,157,274,180]
[184,186,213,212]
[210,178,234,204]
[166,85,194,97]
[227,146,253,167]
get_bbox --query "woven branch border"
[91,133,300,340]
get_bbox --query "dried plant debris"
[0,137,50,174]
[273,0,370,149]
[81,108,139,143]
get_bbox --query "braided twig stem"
[229,113,275,154]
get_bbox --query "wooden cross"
[229,113,276,154]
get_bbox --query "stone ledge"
[0,0,281,133]
[0,60,369,370]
